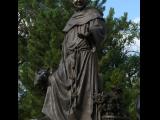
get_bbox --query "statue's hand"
[34,68,50,93]
[77,32,91,39]
[77,33,86,39]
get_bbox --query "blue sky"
[101,0,140,53]
[103,0,140,21]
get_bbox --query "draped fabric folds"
[42,8,106,120]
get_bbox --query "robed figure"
[42,0,106,120]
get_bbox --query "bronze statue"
[41,0,106,120]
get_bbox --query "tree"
[99,8,140,120]
[18,0,70,119]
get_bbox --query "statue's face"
[73,0,86,10]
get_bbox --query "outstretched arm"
[77,18,106,51]
[89,18,106,49]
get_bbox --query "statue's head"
[73,0,88,10]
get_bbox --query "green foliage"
[89,0,107,12]
[18,0,139,120]
[18,90,45,120]
[99,7,140,120]
[18,0,72,119]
